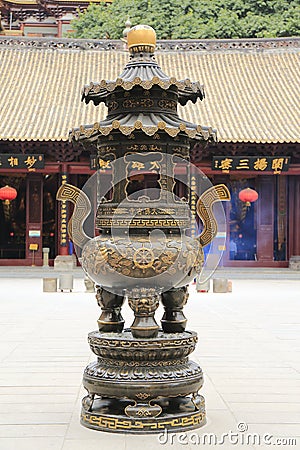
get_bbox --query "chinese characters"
[213,156,290,174]
[0,154,44,171]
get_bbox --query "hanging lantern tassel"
[238,187,258,207]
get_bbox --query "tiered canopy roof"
[72,27,214,143]
[82,65,205,106]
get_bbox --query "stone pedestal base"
[54,255,76,270]
[43,278,57,292]
[213,278,228,293]
[289,256,300,270]
[81,330,206,434]
[42,247,50,267]
[81,396,205,433]
[58,273,73,292]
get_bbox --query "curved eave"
[178,86,205,106]
[69,114,216,143]
[82,78,205,105]
[81,89,107,106]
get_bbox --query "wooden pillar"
[57,20,62,38]
[288,176,300,257]
[58,164,69,256]
[257,176,274,262]
[26,174,43,265]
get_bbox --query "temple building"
[0,34,299,267]
[0,0,111,37]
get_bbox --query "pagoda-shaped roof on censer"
[70,25,216,143]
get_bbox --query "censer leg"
[96,286,125,333]
[161,286,188,333]
[128,288,160,339]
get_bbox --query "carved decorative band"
[96,218,188,228]
[88,331,198,348]
[81,410,205,431]
[106,98,177,114]
[84,360,202,381]
[1,37,299,52]
[95,357,188,367]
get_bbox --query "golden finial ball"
[127,25,156,53]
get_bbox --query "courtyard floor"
[0,276,299,449]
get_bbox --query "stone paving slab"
[0,266,299,279]
[0,278,299,450]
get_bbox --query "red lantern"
[0,185,17,205]
[238,187,258,207]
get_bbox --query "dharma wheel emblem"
[133,246,155,270]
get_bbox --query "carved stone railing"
[157,37,300,52]
[0,35,299,52]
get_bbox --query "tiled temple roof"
[1,0,110,5]
[0,36,299,143]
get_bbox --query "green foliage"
[71,0,300,39]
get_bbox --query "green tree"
[71,0,300,39]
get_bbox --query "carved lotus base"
[81,329,206,433]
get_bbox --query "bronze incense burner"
[57,25,230,433]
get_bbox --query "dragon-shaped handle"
[56,183,92,248]
[196,184,231,247]
[56,182,230,250]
